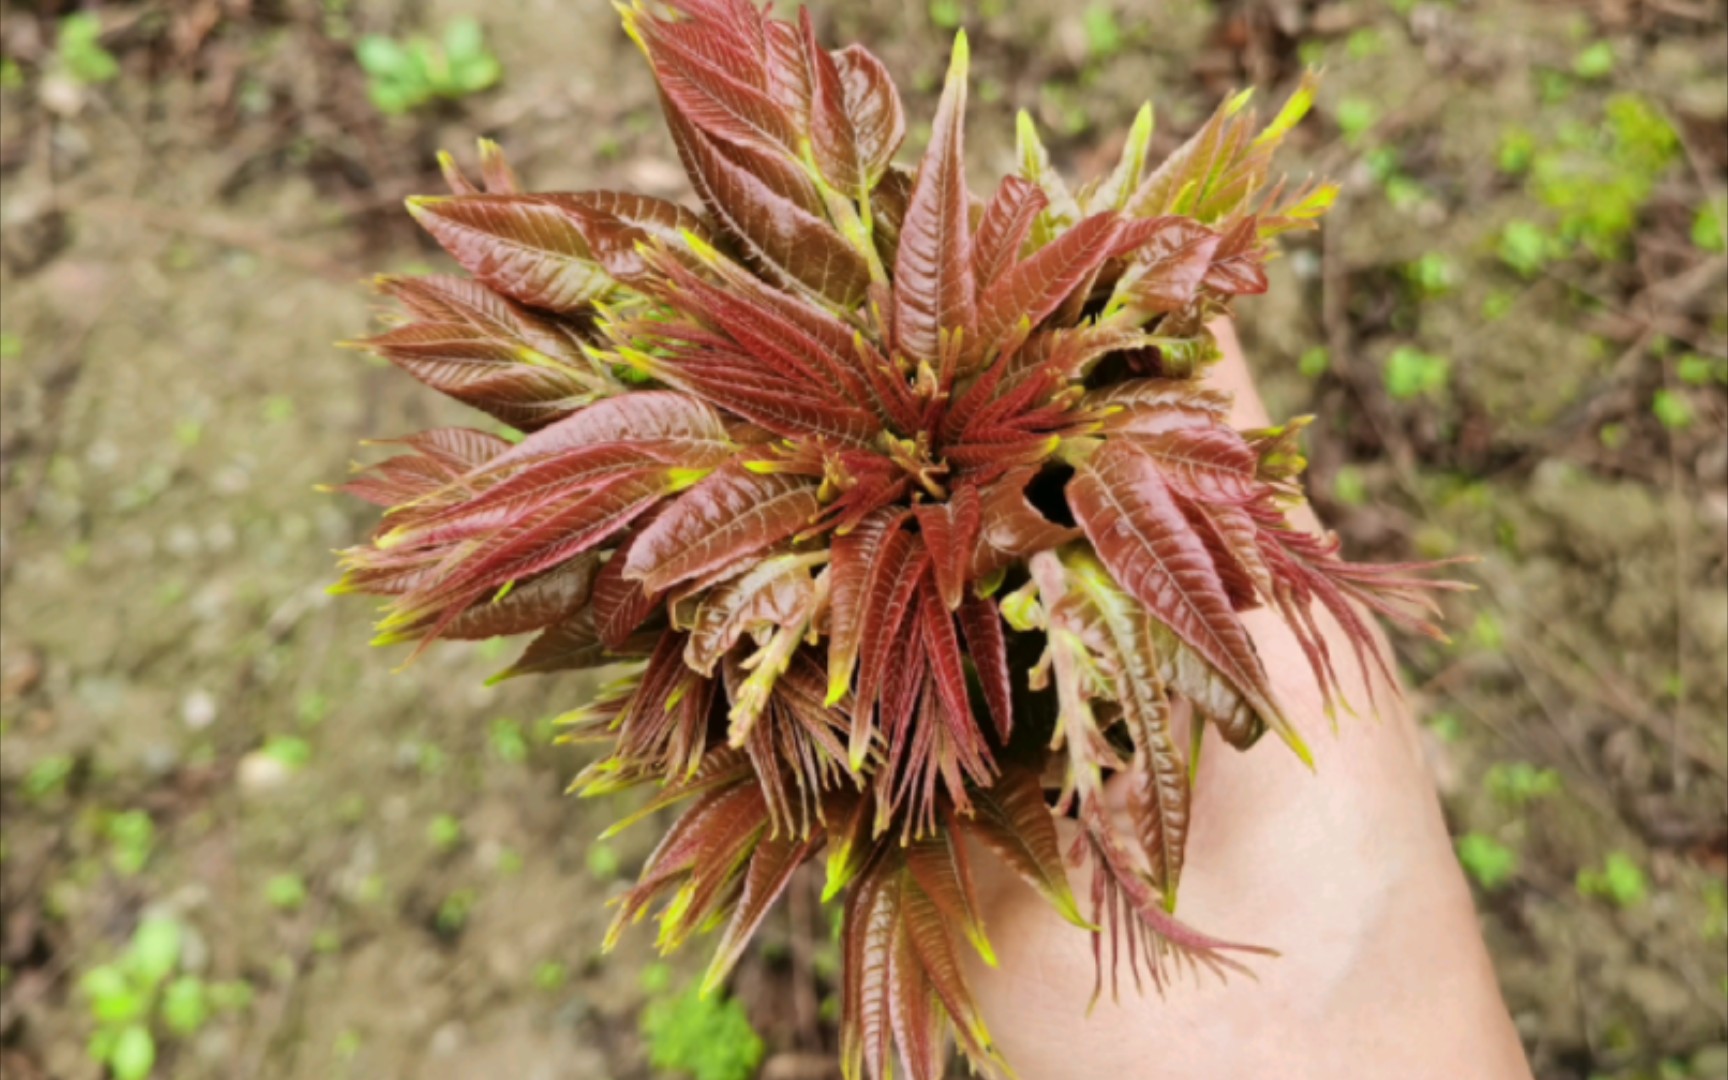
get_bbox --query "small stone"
[428,1022,465,1057]
[181,690,217,731]
[237,751,292,794]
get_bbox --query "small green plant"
[928,0,964,30]
[103,810,156,877]
[1497,128,1535,175]
[1384,346,1451,401]
[1498,219,1558,277]
[1577,852,1648,909]
[1082,5,1125,58]
[1676,353,1727,387]
[427,813,464,852]
[24,754,74,800]
[640,978,766,1080]
[1298,345,1329,379]
[260,734,312,769]
[585,842,622,881]
[265,873,309,911]
[57,13,119,85]
[1485,762,1561,807]
[534,961,569,991]
[356,18,501,115]
[1331,466,1367,507]
[1456,833,1518,891]
[1651,388,1694,431]
[1526,96,1678,260]
[80,916,251,1080]
[1571,41,1615,81]
[1404,253,1457,299]
[434,888,476,935]
[1693,194,1726,253]
[489,717,529,763]
[1335,97,1378,144]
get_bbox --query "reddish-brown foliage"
[332,5,1459,1077]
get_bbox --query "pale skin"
[963,321,1534,1080]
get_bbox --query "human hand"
[962,321,1534,1080]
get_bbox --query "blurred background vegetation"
[0,1,1723,1078]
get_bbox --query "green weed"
[1404,253,1458,299]
[25,754,74,800]
[1527,95,1678,259]
[1571,41,1615,80]
[1082,6,1125,58]
[427,813,464,853]
[356,18,501,115]
[103,810,155,877]
[1332,466,1367,507]
[1676,353,1727,386]
[57,13,119,85]
[1692,194,1726,252]
[489,717,529,764]
[81,916,251,1080]
[435,888,476,935]
[265,873,308,911]
[1335,97,1378,145]
[1384,346,1451,401]
[1298,345,1329,379]
[640,978,766,1080]
[1577,852,1648,908]
[1485,762,1562,806]
[1457,833,1518,891]
[1651,389,1693,431]
[261,734,312,769]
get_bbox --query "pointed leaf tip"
[949,29,970,78]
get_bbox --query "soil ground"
[1,2,1724,1078]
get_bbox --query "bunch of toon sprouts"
[332,4,1457,1076]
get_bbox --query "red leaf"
[1203,215,1269,296]
[961,765,1088,927]
[892,34,975,366]
[592,542,663,650]
[495,607,615,680]
[1083,378,1231,436]
[407,194,616,312]
[489,390,729,470]
[911,485,980,611]
[851,540,930,765]
[703,832,823,993]
[803,10,866,198]
[433,553,600,641]
[834,45,906,188]
[957,597,1013,742]
[625,465,821,593]
[887,891,946,1080]
[917,583,992,791]
[971,467,1082,578]
[973,211,1122,360]
[1125,426,1262,505]
[971,175,1048,289]
[1114,216,1221,313]
[636,8,798,158]
[1068,439,1307,764]
[841,858,900,1080]
[664,95,872,308]
[827,510,911,706]
[684,554,819,674]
